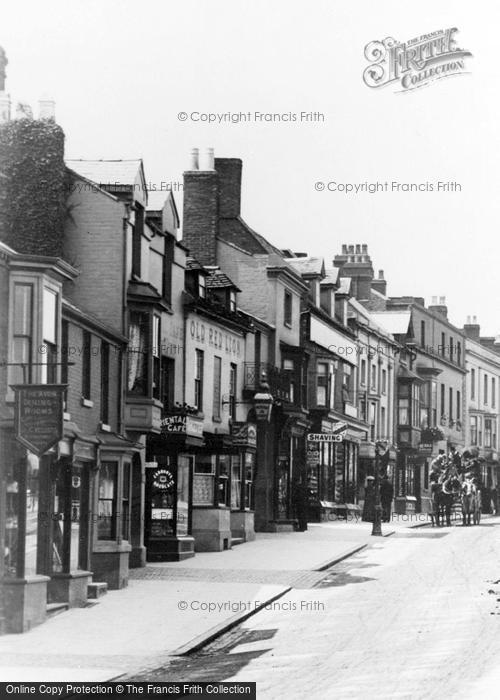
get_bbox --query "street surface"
[136,519,500,699]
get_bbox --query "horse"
[431,469,461,527]
[461,478,476,526]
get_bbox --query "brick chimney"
[215,157,242,218]
[333,243,374,301]
[182,147,219,266]
[428,295,448,319]
[371,269,387,296]
[463,315,480,340]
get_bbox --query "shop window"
[128,311,149,395]
[218,455,231,507]
[41,287,58,384]
[122,461,131,540]
[193,454,215,505]
[231,454,241,510]
[213,356,222,419]
[194,349,204,411]
[101,341,110,424]
[244,453,255,510]
[284,290,292,327]
[11,283,33,385]
[82,330,92,399]
[229,364,237,420]
[98,462,118,540]
[152,316,161,399]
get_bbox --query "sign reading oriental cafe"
[160,414,204,439]
[11,384,66,457]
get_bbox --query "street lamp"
[254,372,274,422]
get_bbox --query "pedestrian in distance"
[362,475,376,523]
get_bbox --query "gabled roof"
[348,297,395,340]
[66,159,143,187]
[370,311,412,335]
[284,256,325,277]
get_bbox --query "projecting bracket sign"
[307,422,348,443]
[11,384,66,457]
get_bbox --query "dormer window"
[198,274,206,299]
[229,289,236,312]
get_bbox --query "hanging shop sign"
[11,384,65,457]
[231,422,257,447]
[307,422,348,443]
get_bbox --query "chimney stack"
[183,147,219,265]
[464,315,480,341]
[371,269,387,296]
[428,295,448,319]
[333,243,374,302]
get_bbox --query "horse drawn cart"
[430,453,481,527]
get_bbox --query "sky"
[2,1,496,332]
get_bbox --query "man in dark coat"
[380,475,394,523]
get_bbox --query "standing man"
[380,475,394,523]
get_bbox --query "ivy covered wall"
[0,118,67,257]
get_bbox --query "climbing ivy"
[0,118,68,256]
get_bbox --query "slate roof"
[204,266,240,291]
[66,159,142,187]
[284,256,325,276]
[218,217,284,257]
[185,256,206,271]
[321,267,339,286]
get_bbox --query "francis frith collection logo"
[363,28,472,92]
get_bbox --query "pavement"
[0,515,425,682]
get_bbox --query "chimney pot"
[348,245,354,254]
[473,315,477,324]
[439,296,446,305]
[378,269,384,280]
[199,147,215,170]
[466,315,471,324]
[342,244,348,254]
[189,147,199,171]
[355,244,361,254]
[362,244,368,254]
[431,296,437,305]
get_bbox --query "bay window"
[11,283,33,384]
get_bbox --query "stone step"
[231,537,245,546]
[87,582,108,599]
[46,602,69,618]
